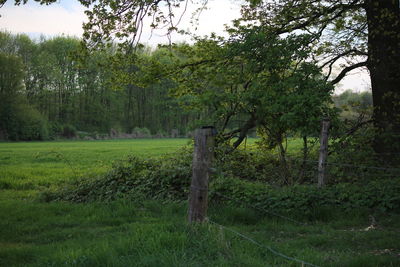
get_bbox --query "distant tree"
[0,52,47,140]
[0,53,25,139]
[0,31,198,137]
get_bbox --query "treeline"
[0,31,196,141]
[332,90,372,120]
[0,31,373,141]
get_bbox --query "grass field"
[1,139,399,266]
[0,139,190,199]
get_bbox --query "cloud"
[0,0,240,43]
[0,1,86,37]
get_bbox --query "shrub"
[62,124,77,138]
[132,127,151,138]
[18,108,48,140]
[44,146,400,215]
[4,104,49,141]
[48,122,63,139]
[46,147,193,203]
[210,176,400,215]
[216,148,278,183]
[330,124,400,183]
[76,131,90,139]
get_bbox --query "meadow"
[0,139,399,266]
[0,139,189,198]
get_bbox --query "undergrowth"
[43,147,400,215]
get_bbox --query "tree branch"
[329,61,368,85]
[232,115,257,149]
[321,49,367,80]
[273,0,364,35]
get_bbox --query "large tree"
[243,0,400,152]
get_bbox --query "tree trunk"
[366,0,400,153]
[277,135,292,185]
[318,119,330,188]
[297,135,308,184]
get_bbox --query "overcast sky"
[0,0,370,93]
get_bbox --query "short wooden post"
[188,126,216,223]
[318,118,330,187]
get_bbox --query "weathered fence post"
[318,118,330,187]
[188,126,216,223]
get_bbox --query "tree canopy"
[242,0,400,152]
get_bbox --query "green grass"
[0,139,189,197]
[1,139,399,266]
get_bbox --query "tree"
[164,29,334,184]
[0,30,199,137]
[0,52,24,139]
[0,52,48,140]
[243,0,400,152]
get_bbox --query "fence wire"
[208,219,321,267]
[214,147,400,185]
[211,191,308,226]
[288,158,400,172]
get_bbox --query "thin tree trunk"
[278,138,292,185]
[297,135,308,184]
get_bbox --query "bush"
[44,146,400,215]
[46,147,193,202]
[216,148,278,183]
[132,127,151,138]
[76,130,90,139]
[17,106,49,140]
[62,124,77,138]
[48,122,63,139]
[3,104,49,141]
[210,176,400,215]
[330,124,400,183]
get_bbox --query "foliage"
[329,123,400,183]
[211,176,400,215]
[242,0,400,153]
[168,29,335,155]
[13,105,49,140]
[45,147,193,202]
[0,31,198,139]
[160,30,336,184]
[5,0,400,157]
[333,90,373,121]
[0,52,48,140]
[131,127,151,138]
[61,124,77,138]
[45,144,400,215]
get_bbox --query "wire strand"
[211,191,308,226]
[208,220,321,267]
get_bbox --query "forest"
[1,0,400,266]
[0,31,201,140]
[0,31,375,142]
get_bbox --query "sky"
[0,0,370,93]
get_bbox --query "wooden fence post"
[188,126,216,223]
[318,118,330,187]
